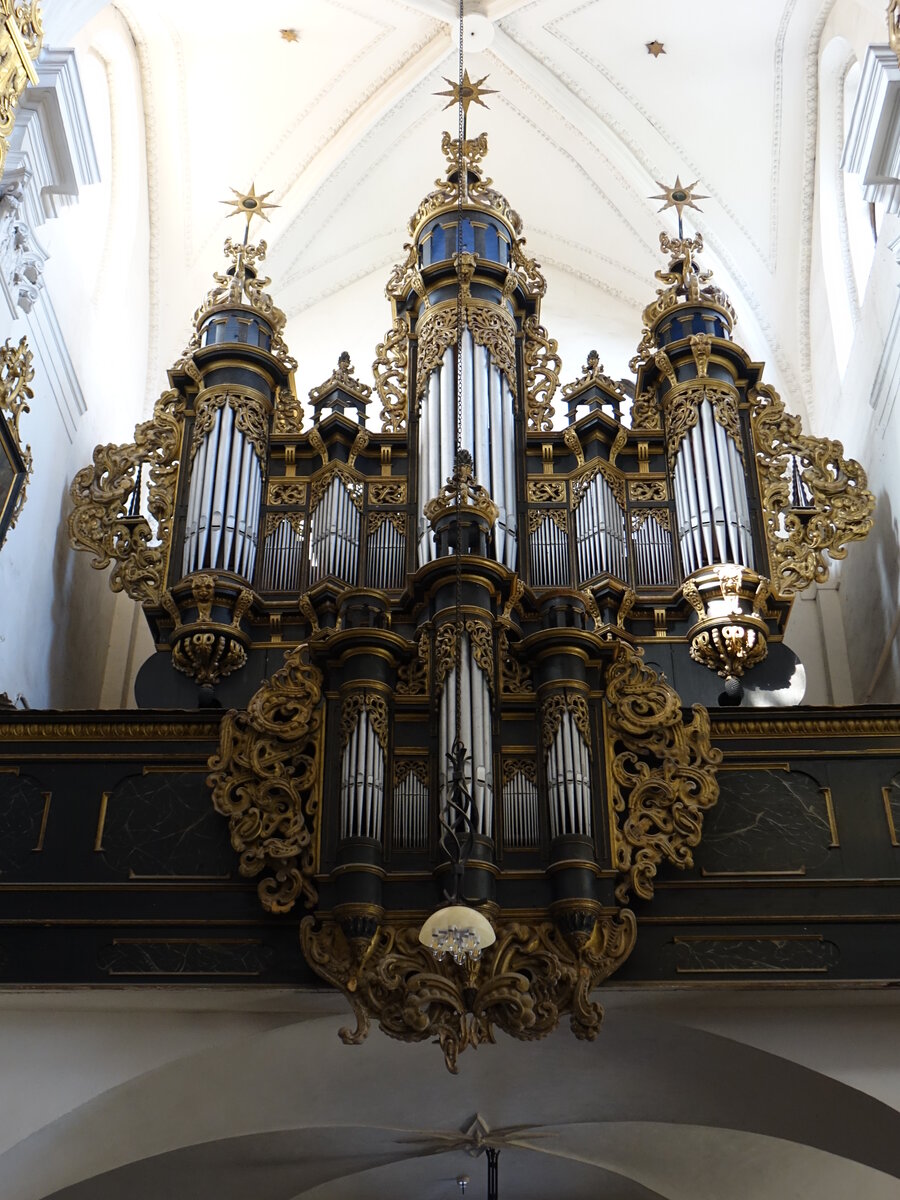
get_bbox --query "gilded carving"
[368,510,406,535]
[310,462,364,514]
[527,478,567,504]
[541,691,591,753]
[890,1,900,68]
[373,314,410,432]
[689,333,711,377]
[340,692,389,752]
[273,385,303,435]
[523,315,561,432]
[631,389,661,430]
[348,427,370,469]
[562,350,622,401]
[207,647,324,913]
[268,480,307,506]
[466,618,494,691]
[616,588,637,629]
[415,301,517,400]
[498,628,533,694]
[299,911,636,1073]
[502,757,536,784]
[172,632,247,686]
[396,630,430,697]
[571,461,625,510]
[309,351,372,405]
[68,388,184,606]
[628,479,667,503]
[563,426,584,468]
[369,479,408,505]
[0,335,33,543]
[424,455,499,528]
[604,642,721,902]
[631,508,670,532]
[0,2,42,179]
[265,511,305,538]
[750,383,874,593]
[394,758,429,787]
[434,621,459,693]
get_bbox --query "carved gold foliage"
[502,757,536,784]
[268,481,307,506]
[604,642,721,902]
[571,460,625,510]
[415,302,517,400]
[207,647,324,913]
[628,479,667,502]
[689,333,711,377]
[68,389,184,606]
[890,0,900,67]
[750,383,875,593]
[664,383,742,468]
[0,2,42,177]
[434,621,459,693]
[299,910,637,1073]
[373,314,410,432]
[368,510,406,535]
[498,628,533,694]
[191,387,269,462]
[310,462,364,513]
[510,237,547,298]
[172,632,247,686]
[265,511,305,538]
[631,389,661,430]
[466,618,494,690]
[369,479,407,505]
[467,303,517,391]
[527,479,566,503]
[340,691,389,752]
[416,305,459,399]
[309,351,372,405]
[273,386,303,435]
[394,758,428,786]
[541,691,591,753]
[0,335,33,543]
[396,630,430,697]
[563,426,584,467]
[527,507,568,534]
[523,315,561,433]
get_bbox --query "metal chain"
[453,0,465,752]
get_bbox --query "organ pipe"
[546,712,592,839]
[340,709,385,841]
[438,633,494,839]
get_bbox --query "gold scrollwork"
[268,480,307,506]
[373,314,410,433]
[523,315,561,432]
[604,642,721,902]
[309,351,372,406]
[631,389,661,430]
[664,383,743,468]
[498,628,533,694]
[265,511,305,538]
[310,462,364,513]
[527,479,567,504]
[750,383,875,593]
[434,621,458,694]
[502,757,536,784]
[541,691,591,753]
[0,2,42,179]
[273,385,303,435]
[571,460,625,510]
[340,692,389,752]
[628,479,667,502]
[172,632,247,686]
[563,426,584,468]
[466,618,494,691]
[394,758,428,786]
[68,388,185,606]
[369,479,408,505]
[0,335,33,543]
[396,630,430,697]
[368,510,407,535]
[299,910,636,1073]
[415,300,517,401]
[191,386,269,463]
[207,646,324,913]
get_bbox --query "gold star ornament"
[646,40,666,57]
[651,176,707,221]
[280,28,299,43]
[220,183,278,231]
[434,70,497,117]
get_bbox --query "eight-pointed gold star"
[434,70,497,117]
[646,40,666,57]
[279,28,299,42]
[651,176,708,220]
[220,183,278,231]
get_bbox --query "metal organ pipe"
[437,634,494,839]
[183,396,264,580]
[418,339,517,569]
[546,711,592,838]
[672,395,755,573]
[340,709,385,842]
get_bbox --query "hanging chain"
[453,0,465,754]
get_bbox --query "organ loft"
[62,75,875,1067]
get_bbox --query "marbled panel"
[693,768,834,874]
[0,775,46,876]
[101,772,234,878]
[666,935,840,975]
[97,939,274,977]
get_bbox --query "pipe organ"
[69,120,875,1068]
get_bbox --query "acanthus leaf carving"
[207,646,324,914]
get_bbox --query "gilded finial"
[434,70,497,118]
[220,183,278,235]
[651,176,707,238]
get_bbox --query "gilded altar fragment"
[0,1,42,179]
[0,335,33,545]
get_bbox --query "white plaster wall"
[0,10,152,708]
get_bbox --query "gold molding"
[0,335,33,544]
[0,2,42,177]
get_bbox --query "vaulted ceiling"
[53,0,887,421]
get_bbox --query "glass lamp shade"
[418,904,496,965]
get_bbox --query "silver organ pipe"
[367,517,406,590]
[418,336,517,569]
[672,394,754,573]
[546,712,592,838]
[631,511,675,587]
[437,633,494,839]
[259,516,305,592]
[340,709,385,841]
[529,514,569,588]
[183,396,264,580]
[502,771,539,849]
[308,475,360,586]
[392,768,429,851]
[574,472,627,584]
